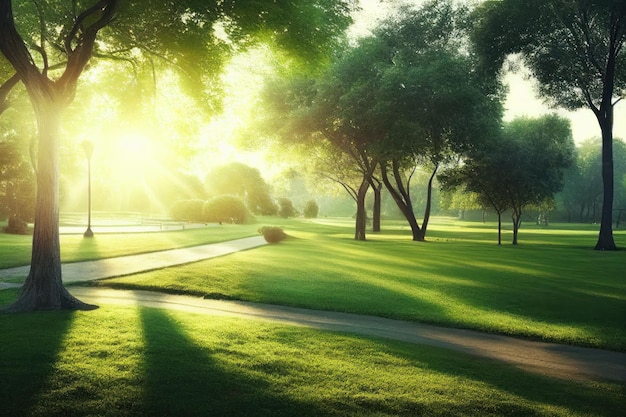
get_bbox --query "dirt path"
[70,286,626,384]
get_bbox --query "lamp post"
[82,140,94,238]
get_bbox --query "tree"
[0,0,353,311]
[472,0,626,250]
[441,115,575,245]
[205,162,278,215]
[370,1,502,241]
[303,199,319,218]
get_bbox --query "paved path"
[0,236,267,283]
[69,287,626,384]
[1,236,625,384]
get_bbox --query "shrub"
[203,195,252,224]
[277,197,298,218]
[259,226,287,243]
[4,215,28,235]
[303,200,319,218]
[170,199,205,222]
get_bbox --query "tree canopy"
[471,0,626,250]
[0,0,354,311]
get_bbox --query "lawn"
[0,298,622,417]
[1,218,624,416]
[0,223,258,269]
[93,217,626,351]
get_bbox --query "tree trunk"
[594,111,616,250]
[380,161,422,241]
[417,164,439,241]
[354,178,369,241]
[5,98,96,311]
[497,211,502,246]
[371,181,382,233]
[511,211,521,245]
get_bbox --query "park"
[1,0,626,416]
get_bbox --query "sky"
[351,0,626,144]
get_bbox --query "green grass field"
[0,301,623,417]
[92,217,626,351]
[0,223,258,269]
[1,218,625,416]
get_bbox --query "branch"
[0,72,20,115]
[59,0,118,93]
[0,0,45,91]
[30,0,49,75]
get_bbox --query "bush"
[277,197,298,218]
[203,195,252,224]
[303,200,319,218]
[4,215,28,235]
[170,199,205,222]
[258,226,287,243]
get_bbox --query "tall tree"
[0,0,352,311]
[371,1,502,241]
[472,0,626,250]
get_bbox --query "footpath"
[1,236,624,384]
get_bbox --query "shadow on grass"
[368,337,625,417]
[139,307,326,416]
[0,308,75,416]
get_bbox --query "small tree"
[303,200,319,218]
[441,115,575,245]
[277,198,298,218]
[203,195,251,224]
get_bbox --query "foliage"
[0,0,354,310]
[0,140,35,222]
[277,197,298,218]
[205,162,278,215]
[303,199,319,218]
[258,226,287,243]
[203,195,252,224]
[3,215,28,235]
[471,0,626,250]
[441,115,575,244]
[169,199,205,222]
[557,138,626,223]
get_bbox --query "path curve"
[2,235,624,384]
[70,286,626,384]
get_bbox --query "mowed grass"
[98,217,626,351]
[0,223,258,269]
[0,298,622,417]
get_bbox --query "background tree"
[0,0,353,311]
[472,0,626,250]
[442,115,575,245]
[205,162,278,215]
[0,140,35,222]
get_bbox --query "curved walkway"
[1,236,625,384]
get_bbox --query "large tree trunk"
[371,179,382,233]
[416,163,439,241]
[5,98,96,311]
[594,111,616,250]
[354,178,369,241]
[380,160,423,241]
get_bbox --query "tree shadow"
[138,307,326,416]
[0,310,75,416]
[357,336,625,417]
